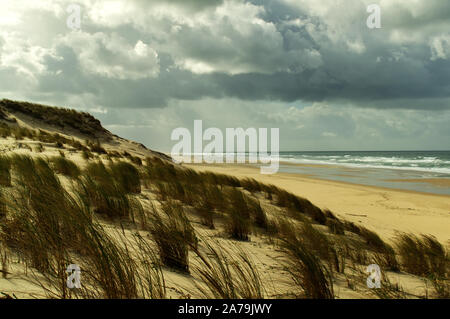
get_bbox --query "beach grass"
[193,240,265,299]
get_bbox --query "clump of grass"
[82,150,93,160]
[87,140,106,154]
[0,156,11,187]
[50,156,80,178]
[297,221,344,273]
[78,162,143,220]
[67,138,88,152]
[370,271,407,299]
[240,178,263,193]
[247,197,268,231]
[1,155,75,273]
[224,188,251,241]
[107,151,122,158]
[0,119,13,135]
[109,161,141,194]
[197,170,240,188]
[34,143,44,153]
[154,182,169,201]
[299,222,332,257]
[372,243,400,272]
[193,187,216,229]
[326,218,345,235]
[85,161,110,181]
[193,240,265,299]
[79,175,134,219]
[145,158,178,182]
[272,187,326,224]
[395,233,448,278]
[18,143,33,151]
[359,226,387,251]
[278,220,334,299]
[343,221,361,235]
[356,226,399,271]
[188,182,227,229]
[324,210,345,235]
[430,277,449,298]
[128,155,142,166]
[77,229,140,299]
[147,201,196,273]
[12,127,34,140]
[0,191,5,220]
[0,242,9,279]
[346,242,370,267]
[133,233,167,298]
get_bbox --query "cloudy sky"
[1,0,449,151]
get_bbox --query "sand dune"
[0,100,448,299]
[186,163,450,245]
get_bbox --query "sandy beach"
[186,163,450,245]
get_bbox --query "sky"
[0,0,449,152]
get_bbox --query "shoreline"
[186,161,450,198]
[185,162,450,244]
[276,162,450,197]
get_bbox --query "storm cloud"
[0,0,449,150]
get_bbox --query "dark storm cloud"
[2,0,450,111]
[1,0,449,151]
[37,46,450,111]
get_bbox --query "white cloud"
[0,31,58,80]
[347,40,366,54]
[79,0,324,74]
[58,32,159,79]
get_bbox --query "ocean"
[276,151,450,195]
[279,151,450,175]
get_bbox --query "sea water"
[276,151,450,195]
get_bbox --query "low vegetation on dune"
[280,229,334,298]
[50,156,81,178]
[193,240,265,299]
[147,201,196,273]
[0,99,110,139]
[78,161,144,221]
[0,102,448,299]
[0,157,11,187]
[0,151,448,299]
